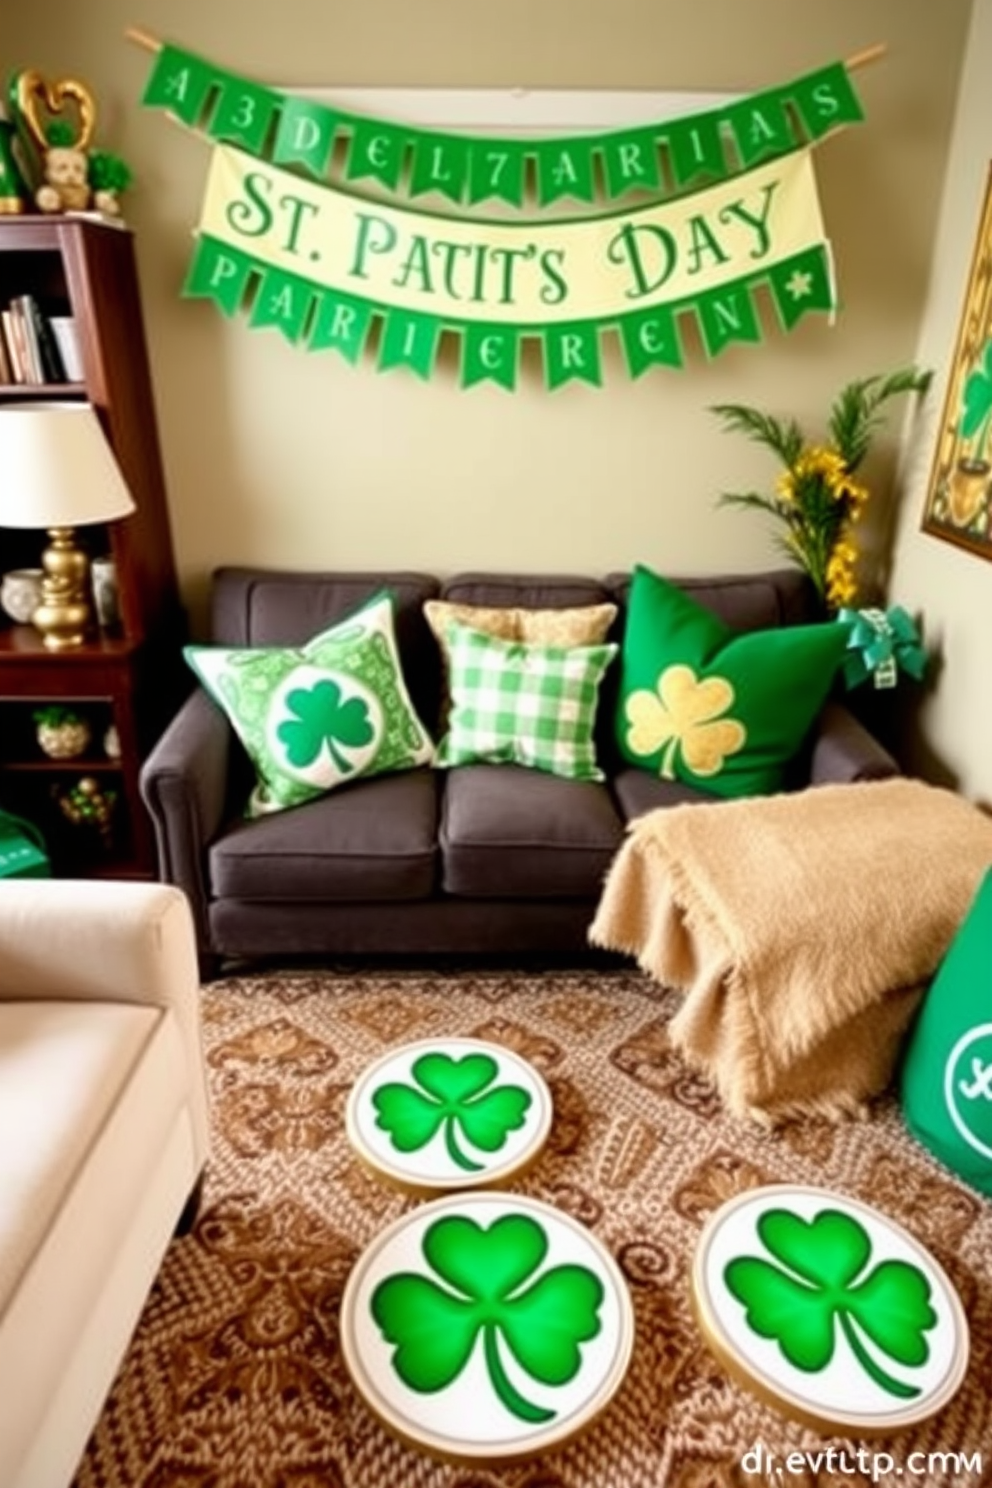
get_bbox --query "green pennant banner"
[273,97,339,176]
[141,42,864,206]
[183,144,836,388]
[208,74,279,155]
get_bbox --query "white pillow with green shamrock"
[185,591,434,815]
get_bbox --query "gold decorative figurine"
[7,69,131,216]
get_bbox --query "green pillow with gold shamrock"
[185,591,434,816]
[615,564,849,798]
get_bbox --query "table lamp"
[0,402,136,648]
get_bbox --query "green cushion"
[900,868,992,1196]
[434,621,617,781]
[185,591,434,815]
[616,564,848,797]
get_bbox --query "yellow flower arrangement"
[712,368,931,611]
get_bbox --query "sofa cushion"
[425,598,617,650]
[0,1000,158,1315]
[611,765,716,821]
[440,763,624,898]
[435,623,617,782]
[606,567,817,631]
[187,592,434,816]
[615,564,848,798]
[441,573,615,612]
[209,767,439,902]
[210,568,443,730]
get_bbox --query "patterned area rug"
[75,970,992,1488]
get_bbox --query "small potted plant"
[712,367,932,612]
[33,704,91,760]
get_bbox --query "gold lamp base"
[31,526,93,649]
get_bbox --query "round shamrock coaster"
[345,1037,553,1192]
[340,1190,635,1460]
[692,1183,969,1435]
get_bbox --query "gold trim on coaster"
[345,1036,554,1194]
[690,1183,970,1436]
[340,1190,635,1462]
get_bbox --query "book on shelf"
[0,321,11,384]
[10,298,44,383]
[19,296,67,383]
[47,315,82,382]
[1,306,29,383]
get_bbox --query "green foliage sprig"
[87,149,132,193]
[712,368,931,610]
[33,704,84,729]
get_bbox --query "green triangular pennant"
[602,128,664,200]
[791,62,864,141]
[346,119,409,190]
[768,244,835,328]
[409,132,471,203]
[666,111,728,190]
[534,140,597,206]
[308,290,373,363]
[460,323,519,390]
[248,265,317,343]
[696,280,762,357]
[618,306,683,377]
[273,97,338,176]
[467,140,526,206]
[141,44,217,127]
[543,322,602,389]
[725,87,795,168]
[182,234,255,315]
[208,75,279,155]
[378,309,441,379]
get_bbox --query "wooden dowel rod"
[124,26,160,53]
[846,42,887,71]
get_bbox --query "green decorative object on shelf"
[55,775,117,849]
[33,705,91,760]
[0,114,29,213]
[0,807,50,878]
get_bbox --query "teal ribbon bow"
[837,606,927,690]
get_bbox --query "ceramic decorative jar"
[34,706,91,760]
[1,568,44,625]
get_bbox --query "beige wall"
[5,2,981,782]
[888,0,992,804]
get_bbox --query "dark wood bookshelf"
[0,216,185,878]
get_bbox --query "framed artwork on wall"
[922,164,992,562]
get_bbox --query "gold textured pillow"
[424,599,618,726]
[424,599,618,649]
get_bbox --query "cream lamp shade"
[0,402,135,527]
[0,402,136,647]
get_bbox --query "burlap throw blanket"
[590,778,992,1125]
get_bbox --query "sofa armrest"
[0,881,198,1008]
[0,879,211,1167]
[808,699,900,785]
[140,688,232,961]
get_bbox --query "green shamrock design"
[372,1052,532,1172]
[371,1213,604,1422]
[960,337,992,460]
[276,678,374,773]
[724,1208,937,1399]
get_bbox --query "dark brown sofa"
[139,567,898,974]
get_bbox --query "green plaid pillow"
[434,622,617,781]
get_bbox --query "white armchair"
[0,880,210,1488]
